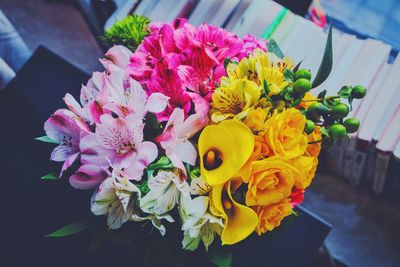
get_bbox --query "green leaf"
[268,39,284,59]
[317,89,327,99]
[283,68,294,82]
[224,57,234,70]
[280,86,294,101]
[147,156,174,170]
[144,112,163,140]
[41,173,59,180]
[311,25,333,88]
[35,135,59,144]
[209,249,232,267]
[320,127,330,138]
[290,98,302,107]
[338,86,352,99]
[263,80,270,95]
[45,221,90,238]
[293,60,303,73]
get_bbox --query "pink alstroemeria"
[103,78,169,118]
[44,109,90,176]
[80,114,157,180]
[101,45,133,70]
[155,108,209,174]
[69,164,108,190]
[194,24,243,62]
[236,34,268,61]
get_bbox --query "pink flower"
[155,108,208,175]
[102,45,133,70]
[194,23,243,63]
[44,109,90,176]
[103,78,169,118]
[80,114,158,180]
[69,164,108,190]
[236,34,268,61]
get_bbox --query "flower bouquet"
[38,15,366,266]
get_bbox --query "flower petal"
[69,164,108,190]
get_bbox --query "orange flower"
[306,126,322,157]
[237,135,271,183]
[246,156,298,206]
[253,198,293,235]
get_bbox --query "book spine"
[372,152,392,194]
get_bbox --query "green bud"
[294,78,312,93]
[351,85,366,99]
[331,103,349,118]
[304,120,315,134]
[329,124,347,140]
[343,118,360,133]
[295,69,312,81]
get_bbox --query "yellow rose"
[246,156,298,206]
[291,156,318,189]
[306,126,322,157]
[263,108,308,159]
[253,198,293,235]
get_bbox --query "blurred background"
[0,1,399,266]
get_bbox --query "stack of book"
[130,0,400,200]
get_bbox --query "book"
[230,0,284,37]
[338,39,391,183]
[189,0,241,27]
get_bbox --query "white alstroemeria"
[131,213,174,236]
[91,175,141,229]
[140,170,190,216]
[189,176,212,196]
[179,195,223,251]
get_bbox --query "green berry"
[294,78,312,93]
[331,103,349,118]
[295,69,312,81]
[351,85,367,99]
[304,120,315,134]
[329,124,347,140]
[343,118,360,133]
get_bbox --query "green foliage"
[41,173,59,180]
[103,14,150,51]
[45,221,90,238]
[311,25,333,88]
[35,135,59,144]
[209,247,232,267]
[268,39,284,59]
[338,86,352,99]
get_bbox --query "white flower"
[179,195,223,251]
[140,170,190,215]
[131,213,174,236]
[91,175,140,229]
[189,176,211,196]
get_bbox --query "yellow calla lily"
[210,180,258,245]
[199,119,254,185]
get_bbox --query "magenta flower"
[80,114,158,180]
[236,34,268,61]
